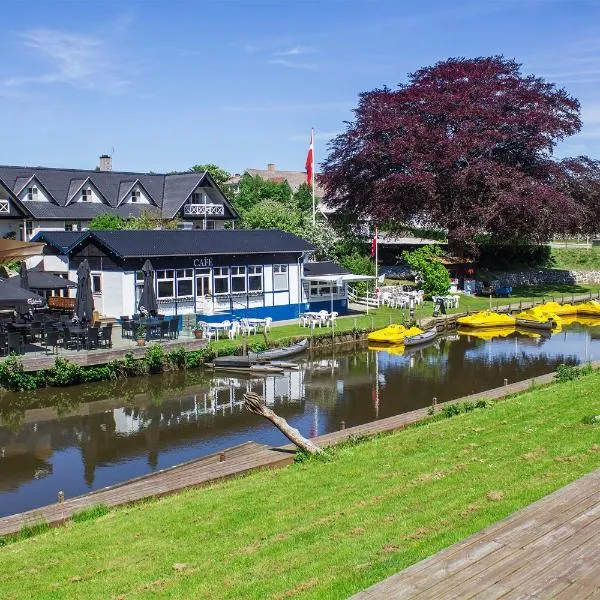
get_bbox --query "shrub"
[249,340,268,353]
[45,357,83,386]
[0,356,39,391]
[144,345,165,373]
[442,403,462,418]
[167,347,187,369]
[555,363,587,382]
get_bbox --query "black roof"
[33,229,315,258]
[303,261,350,277]
[0,165,239,221]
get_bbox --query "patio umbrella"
[74,259,94,322]
[19,261,30,291]
[0,279,44,309]
[5,271,77,291]
[138,259,158,316]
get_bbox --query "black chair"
[86,327,100,350]
[168,318,179,339]
[30,322,43,343]
[160,320,170,339]
[0,332,7,356]
[44,329,60,355]
[7,332,24,355]
[100,325,113,348]
[121,320,133,339]
[62,328,79,351]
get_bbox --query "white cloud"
[274,45,314,56]
[4,28,133,93]
[267,57,320,70]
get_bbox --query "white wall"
[73,184,104,204]
[97,270,125,318]
[18,181,50,204]
[122,183,152,205]
[121,272,137,318]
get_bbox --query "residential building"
[0,156,238,241]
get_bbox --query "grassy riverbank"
[2,370,600,599]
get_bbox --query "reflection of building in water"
[112,370,305,436]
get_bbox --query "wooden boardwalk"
[2,359,599,538]
[351,468,600,599]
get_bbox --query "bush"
[401,245,450,297]
[167,347,187,369]
[554,363,594,383]
[248,340,268,353]
[0,356,39,391]
[144,345,165,374]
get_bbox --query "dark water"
[2,322,600,517]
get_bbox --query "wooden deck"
[2,360,599,538]
[351,468,600,599]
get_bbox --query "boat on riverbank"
[515,318,555,330]
[404,328,438,347]
[212,338,308,369]
[367,325,422,344]
[457,311,516,328]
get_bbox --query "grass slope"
[2,374,600,599]
[550,247,600,271]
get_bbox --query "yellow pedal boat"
[367,324,422,344]
[536,301,578,316]
[576,300,600,316]
[456,311,516,328]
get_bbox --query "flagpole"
[375,226,379,304]
[311,127,316,225]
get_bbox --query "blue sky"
[1,0,600,175]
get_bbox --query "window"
[131,189,141,203]
[81,188,92,202]
[176,269,194,297]
[192,191,204,204]
[231,266,246,293]
[135,270,145,304]
[25,221,33,238]
[64,221,80,232]
[214,267,230,295]
[27,187,38,201]
[156,269,175,298]
[248,266,263,292]
[273,264,288,291]
[196,268,211,297]
[204,220,215,230]
[91,274,102,294]
[310,281,342,297]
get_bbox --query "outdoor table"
[68,326,88,350]
[132,319,162,339]
[203,321,230,340]
[247,318,268,331]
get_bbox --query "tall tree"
[321,56,584,255]
[233,174,292,213]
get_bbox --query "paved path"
[351,468,600,599]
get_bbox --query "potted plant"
[135,324,146,346]
[192,324,203,339]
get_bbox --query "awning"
[0,280,45,308]
[302,274,376,282]
[0,239,45,261]
[5,272,77,290]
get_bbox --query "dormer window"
[81,188,92,202]
[192,192,205,204]
[131,189,140,203]
[27,187,38,201]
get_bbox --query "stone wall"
[491,268,600,286]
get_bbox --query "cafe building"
[31,229,355,322]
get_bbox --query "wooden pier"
[351,467,600,599]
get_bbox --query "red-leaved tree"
[320,56,586,255]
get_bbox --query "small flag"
[370,227,378,257]
[305,129,314,186]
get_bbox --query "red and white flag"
[370,227,378,257]
[305,129,314,186]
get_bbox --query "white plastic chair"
[228,321,240,339]
[328,311,338,326]
[202,325,215,341]
[240,318,256,335]
[264,317,272,332]
[317,310,329,327]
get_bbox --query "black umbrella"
[0,279,44,308]
[19,261,30,291]
[138,259,158,316]
[74,260,94,322]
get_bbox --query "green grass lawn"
[210,283,600,354]
[2,372,600,599]
[550,247,600,271]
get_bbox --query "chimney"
[99,154,112,172]
[267,163,275,173]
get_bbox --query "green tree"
[293,183,314,213]
[234,174,292,213]
[126,209,181,231]
[188,164,232,189]
[89,213,126,230]
[241,200,302,231]
[401,245,450,297]
[296,216,340,261]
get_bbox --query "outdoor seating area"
[197,317,273,340]
[379,287,425,309]
[0,312,113,355]
[299,310,338,328]
[120,315,179,341]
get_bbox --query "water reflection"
[1,324,599,517]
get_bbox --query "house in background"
[0,155,238,241]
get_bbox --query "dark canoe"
[213,338,308,368]
[515,318,554,331]
[404,328,438,347]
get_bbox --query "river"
[1,321,599,518]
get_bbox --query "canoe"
[404,327,437,347]
[457,311,516,328]
[213,338,308,368]
[515,318,554,330]
[576,300,600,316]
[367,324,423,344]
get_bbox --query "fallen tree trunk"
[244,391,324,454]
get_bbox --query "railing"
[183,203,225,216]
[0,200,9,213]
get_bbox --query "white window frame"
[27,187,38,201]
[131,189,141,203]
[91,273,102,295]
[156,269,175,299]
[176,268,194,298]
[213,267,230,295]
[248,266,263,293]
[195,268,211,297]
[81,188,92,202]
[273,264,288,291]
[25,220,33,238]
[231,266,246,294]
[191,191,205,204]
[64,221,80,232]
